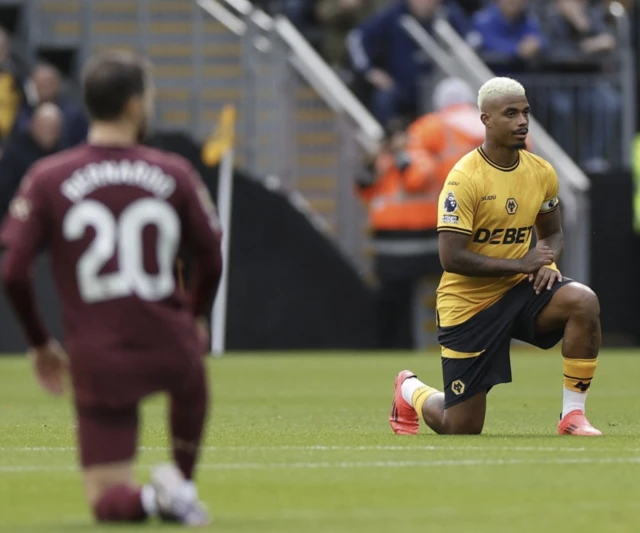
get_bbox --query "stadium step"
[31,0,82,46]
[24,0,365,273]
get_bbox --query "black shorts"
[438,278,574,409]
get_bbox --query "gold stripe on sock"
[411,386,439,424]
[563,357,597,393]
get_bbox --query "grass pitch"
[1,350,640,533]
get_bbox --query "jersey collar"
[477,147,520,172]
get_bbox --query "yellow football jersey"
[436,147,560,327]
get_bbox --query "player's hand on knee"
[28,339,69,397]
[518,245,554,274]
[529,266,563,295]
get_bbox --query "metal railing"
[609,1,636,167]
[196,0,381,274]
[518,74,622,171]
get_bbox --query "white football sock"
[181,480,198,501]
[141,484,158,516]
[562,387,587,419]
[401,377,427,404]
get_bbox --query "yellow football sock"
[563,357,597,393]
[411,386,439,423]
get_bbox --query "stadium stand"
[0,0,637,348]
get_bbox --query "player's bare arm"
[535,205,563,259]
[530,206,564,293]
[438,231,554,277]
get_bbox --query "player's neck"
[480,141,519,169]
[88,122,138,147]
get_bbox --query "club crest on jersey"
[505,197,518,215]
[444,192,458,214]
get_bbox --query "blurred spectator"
[315,0,385,75]
[13,63,88,148]
[0,28,23,153]
[0,103,62,221]
[471,0,547,73]
[460,0,486,16]
[347,0,470,127]
[407,77,486,187]
[281,0,324,50]
[355,118,440,349]
[547,0,620,172]
[548,0,617,61]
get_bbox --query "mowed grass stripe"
[4,444,640,453]
[3,456,640,473]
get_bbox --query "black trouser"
[372,230,442,350]
[376,277,415,350]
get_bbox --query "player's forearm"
[537,231,563,262]
[442,249,523,277]
[1,250,49,347]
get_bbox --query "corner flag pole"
[202,105,236,357]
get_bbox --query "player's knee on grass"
[83,461,136,508]
[92,483,146,523]
[443,392,486,435]
[444,414,484,435]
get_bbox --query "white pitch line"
[2,444,640,453]
[2,456,640,473]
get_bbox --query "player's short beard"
[513,141,527,150]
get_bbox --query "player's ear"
[480,112,491,128]
[125,95,144,121]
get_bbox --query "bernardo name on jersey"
[436,147,560,327]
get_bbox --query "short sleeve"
[539,163,560,214]
[437,170,477,236]
[0,171,50,253]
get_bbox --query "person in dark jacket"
[470,0,547,74]
[13,64,87,149]
[0,102,62,222]
[347,0,470,126]
[0,27,25,153]
[546,0,620,172]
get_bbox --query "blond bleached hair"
[477,77,526,111]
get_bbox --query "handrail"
[196,0,246,36]
[219,0,252,16]
[195,0,384,154]
[609,2,631,47]
[608,2,635,167]
[273,16,384,152]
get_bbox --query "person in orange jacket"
[407,77,487,188]
[356,118,441,350]
[408,76,533,183]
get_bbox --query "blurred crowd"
[0,1,634,350]
[258,0,633,173]
[0,27,88,221]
